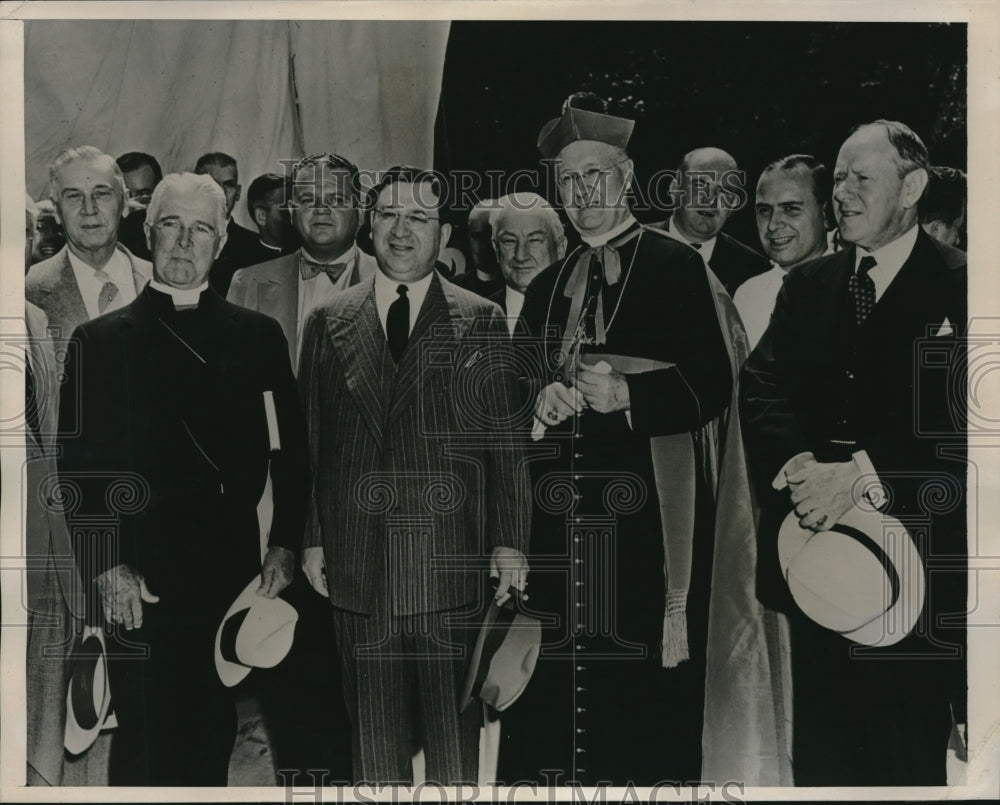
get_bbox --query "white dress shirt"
[504,286,525,335]
[68,247,136,319]
[733,263,787,351]
[668,216,717,263]
[296,245,358,353]
[374,268,434,337]
[854,223,918,302]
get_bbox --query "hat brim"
[64,628,113,755]
[779,505,925,647]
[214,576,262,687]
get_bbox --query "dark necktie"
[849,255,877,325]
[387,284,409,363]
[690,241,701,250]
[96,270,119,313]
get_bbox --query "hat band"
[829,522,902,616]
[70,635,105,729]
[219,608,252,668]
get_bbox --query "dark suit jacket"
[228,249,377,368]
[740,228,967,668]
[25,244,152,343]
[57,286,309,614]
[299,272,530,616]
[208,219,267,296]
[657,216,770,296]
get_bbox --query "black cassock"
[58,285,309,785]
[498,223,732,786]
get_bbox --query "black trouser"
[789,612,953,786]
[105,605,236,786]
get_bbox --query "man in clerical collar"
[245,172,299,262]
[499,91,737,787]
[57,172,309,786]
[734,153,833,350]
[26,145,152,342]
[658,146,770,296]
[228,152,377,370]
[487,192,566,333]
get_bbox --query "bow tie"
[300,256,351,283]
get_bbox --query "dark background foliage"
[434,21,966,249]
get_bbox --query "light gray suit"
[227,249,377,368]
[25,244,152,342]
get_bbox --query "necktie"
[387,284,410,363]
[300,258,350,284]
[690,241,702,250]
[96,271,119,314]
[849,255,877,325]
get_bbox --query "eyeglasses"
[372,208,439,230]
[556,158,630,190]
[60,188,117,207]
[153,218,219,245]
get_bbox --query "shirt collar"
[301,243,356,266]
[373,266,435,297]
[66,243,129,278]
[579,213,638,248]
[668,215,717,262]
[149,279,209,307]
[854,224,919,275]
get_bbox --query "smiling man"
[487,192,566,331]
[228,153,376,370]
[57,172,309,785]
[498,93,734,786]
[298,166,529,785]
[740,121,967,785]
[734,154,832,349]
[26,146,151,341]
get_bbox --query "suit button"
[576,706,587,713]
[576,665,586,672]
[574,453,582,459]
[576,728,586,734]
[845,371,855,380]
[576,644,585,651]
[576,686,586,692]
[576,747,586,753]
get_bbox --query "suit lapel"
[258,257,299,365]
[386,274,470,427]
[331,279,387,447]
[52,252,90,331]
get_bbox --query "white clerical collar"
[854,224,918,274]
[150,279,209,307]
[579,214,638,248]
[301,243,356,266]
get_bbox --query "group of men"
[22,90,966,789]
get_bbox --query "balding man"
[57,173,309,785]
[487,192,567,331]
[734,154,833,349]
[26,146,151,342]
[660,147,769,296]
[453,200,505,298]
[741,121,966,785]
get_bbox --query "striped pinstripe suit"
[298,271,530,783]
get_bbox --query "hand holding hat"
[257,545,294,599]
[489,546,529,607]
[785,454,863,531]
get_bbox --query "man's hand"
[490,546,529,607]
[258,546,295,599]
[95,563,159,630]
[787,459,863,531]
[575,365,630,414]
[301,546,329,598]
[534,382,584,428]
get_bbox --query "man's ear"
[253,206,267,228]
[555,234,568,260]
[215,230,229,260]
[144,221,153,253]
[901,167,928,210]
[234,185,242,204]
[438,223,453,256]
